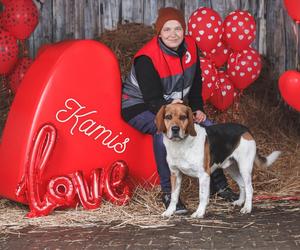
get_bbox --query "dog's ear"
[187,107,197,136]
[155,105,167,133]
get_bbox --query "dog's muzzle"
[170,125,182,140]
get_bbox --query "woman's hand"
[171,99,183,104]
[193,110,206,123]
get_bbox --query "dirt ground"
[0,201,299,250]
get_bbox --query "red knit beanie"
[155,7,186,35]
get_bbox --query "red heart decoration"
[279,70,300,111]
[0,40,158,203]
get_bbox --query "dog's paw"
[232,199,244,207]
[240,205,252,214]
[162,209,175,217]
[191,211,205,218]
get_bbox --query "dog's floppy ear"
[187,107,197,136]
[155,105,167,133]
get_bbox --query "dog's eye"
[164,114,172,120]
[179,115,187,121]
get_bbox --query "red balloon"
[0,29,19,75]
[284,0,300,23]
[279,70,300,111]
[1,0,39,40]
[0,15,3,29]
[227,48,262,90]
[209,71,235,111]
[188,7,223,53]
[203,41,231,68]
[223,10,256,51]
[8,57,33,93]
[200,57,218,101]
[0,0,11,5]
[0,40,158,205]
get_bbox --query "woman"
[122,7,237,214]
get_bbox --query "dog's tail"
[254,151,281,168]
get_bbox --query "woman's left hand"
[193,110,206,123]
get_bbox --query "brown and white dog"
[155,103,281,218]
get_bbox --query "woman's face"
[159,20,184,50]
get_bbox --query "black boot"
[161,193,188,215]
[210,169,239,202]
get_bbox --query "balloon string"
[293,23,299,71]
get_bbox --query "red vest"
[135,36,197,79]
[122,36,198,109]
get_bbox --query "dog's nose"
[171,126,180,135]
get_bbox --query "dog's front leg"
[191,172,210,218]
[162,171,182,217]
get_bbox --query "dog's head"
[155,103,197,140]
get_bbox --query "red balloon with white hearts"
[0,29,19,75]
[200,57,218,102]
[203,41,231,68]
[227,48,262,90]
[223,10,256,51]
[8,57,34,94]
[188,7,223,53]
[1,0,39,40]
[209,71,235,111]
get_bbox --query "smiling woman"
[121,7,238,215]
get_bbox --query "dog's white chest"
[163,126,207,178]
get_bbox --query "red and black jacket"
[121,36,203,121]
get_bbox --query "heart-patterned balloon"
[200,57,218,102]
[188,7,223,53]
[0,40,158,203]
[209,71,235,111]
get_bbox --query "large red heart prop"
[278,70,300,111]
[0,40,158,204]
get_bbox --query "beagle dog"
[155,103,281,218]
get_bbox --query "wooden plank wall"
[20,0,298,78]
